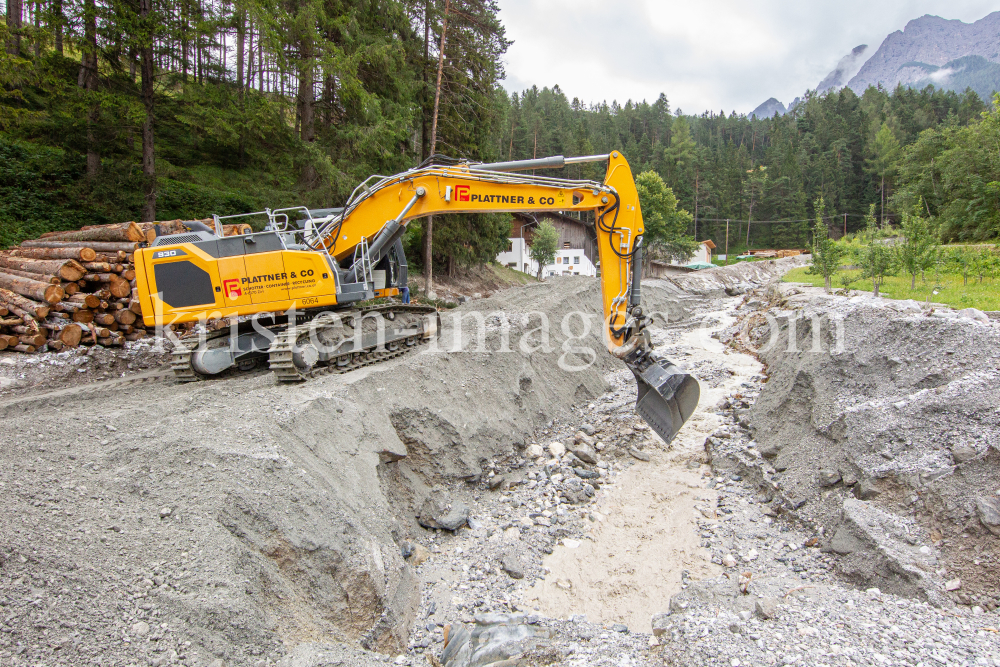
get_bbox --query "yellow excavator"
[132,151,700,443]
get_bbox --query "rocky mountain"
[817,45,870,93]
[750,97,786,119]
[847,12,1000,93]
[749,11,1000,117]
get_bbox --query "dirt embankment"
[0,259,807,667]
[716,286,1000,607]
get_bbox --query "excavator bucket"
[630,356,701,444]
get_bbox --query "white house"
[495,212,599,278]
[667,240,716,266]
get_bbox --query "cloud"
[495,0,998,114]
[928,66,958,83]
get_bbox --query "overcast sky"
[495,0,998,115]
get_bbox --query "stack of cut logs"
[0,219,252,354]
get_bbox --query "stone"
[131,621,150,636]
[951,444,977,464]
[738,610,752,621]
[159,507,172,518]
[569,442,598,464]
[488,475,506,490]
[976,496,1000,536]
[651,613,671,637]
[945,578,962,591]
[501,553,524,579]
[408,544,430,566]
[854,478,880,500]
[207,660,225,667]
[580,423,596,436]
[417,496,470,531]
[612,623,628,633]
[574,467,599,479]
[754,597,779,620]
[818,469,842,487]
[957,307,989,323]
[526,444,545,459]
[548,442,567,458]
[723,554,738,568]
[628,447,651,462]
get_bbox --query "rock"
[611,623,628,633]
[574,467,599,479]
[207,660,225,667]
[417,497,470,531]
[754,597,779,620]
[723,554,737,568]
[407,544,430,566]
[488,475,506,490]
[580,423,596,436]
[976,496,1000,536]
[818,469,842,487]
[548,442,566,458]
[131,621,150,636]
[526,444,545,459]
[500,553,524,579]
[738,610,752,621]
[651,613,671,637]
[945,578,962,591]
[159,507,172,518]
[627,447,650,462]
[569,442,598,464]
[951,444,977,464]
[840,468,858,487]
[854,479,880,500]
[828,498,946,605]
[957,307,989,323]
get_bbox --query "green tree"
[806,197,844,291]
[858,204,896,296]
[867,122,901,227]
[634,170,697,263]
[896,202,935,289]
[528,219,559,280]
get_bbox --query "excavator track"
[269,304,439,383]
[169,328,233,382]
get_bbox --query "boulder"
[417,496,470,531]
[569,442,598,464]
[548,441,567,458]
[976,496,1000,536]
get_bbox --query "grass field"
[783,266,1000,312]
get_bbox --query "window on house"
[575,256,580,265]
[556,257,561,264]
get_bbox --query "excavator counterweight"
[133,152,700,443]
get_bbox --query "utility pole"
[424,0,450,297]
[724,219,729,266]
[844,212,847,238]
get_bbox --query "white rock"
[945,578,961,591]
[723,554,737,568]
[562,539,581,549]
[526,444,545,458]
[548,442,566,458]
[131,621,150,636]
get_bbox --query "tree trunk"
[237,8,245,92]
[5,0,22,55]
[421,0,431,162]
[298,38,314,183]
[140,0,157,222]
[873,279,880,298]
[825,276,831,292]
[911,273,916,290]
[33,0,40,60]
[78,0,100,179]
[53,0,63,54]
[425,0,449,296]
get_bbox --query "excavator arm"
[310,151,700,442]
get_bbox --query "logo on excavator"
[223,279,242,299]
[455,185,471,202]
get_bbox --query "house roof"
[700,239,717,250]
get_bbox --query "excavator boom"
[133,152,700,443]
